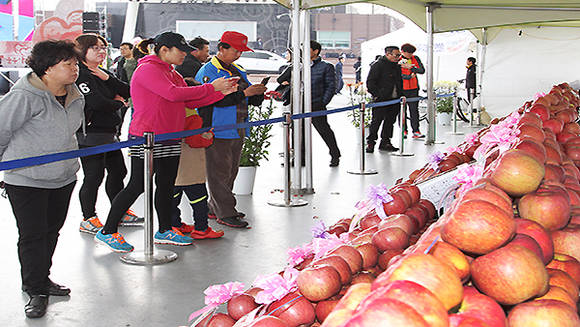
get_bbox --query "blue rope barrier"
[0,93,454,172]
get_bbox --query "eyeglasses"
[90,46,107,51]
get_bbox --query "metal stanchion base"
[448,131,464,135]
[268,198,309,207]
[348,169,378,175]
[120,249,178,265]
[291,188,315,195]
[391,152,415,157]
[425,140,445,145]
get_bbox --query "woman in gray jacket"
[0,40,84,319]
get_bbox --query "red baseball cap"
[220,31,253,52]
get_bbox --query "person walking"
[335,54,345,94]
[176,36,210,86]
[74,34,142,235]
[354,56,362,83]
[196,31,266,228]
[400,43,425,139]
[0,40,84,318]
[466,57,477,102]
[310,40,341,166]
[96,32,236,252]
[365,46,404,153]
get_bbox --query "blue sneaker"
[154,228,194,246]
[95,230,134,253]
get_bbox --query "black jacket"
[76,62,130,138]
[366,56,403,102]
[311,57,336,106]
[115,57,128,83]
[176,54,203,80]
[466,64,476,89]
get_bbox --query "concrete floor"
[0,90,481,327]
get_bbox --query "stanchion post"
[121,132,177,265]
[268,113,308,207]
[449,93,464,135]
[391,97,414,157]
[348,103,377,175]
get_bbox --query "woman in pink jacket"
[96,32,236,252]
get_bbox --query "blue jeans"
[171,183,209,231]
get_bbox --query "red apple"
[296,265,342,302]
[454,286,507,327]
[515,218,554,264]
[544,119,565,134]
[488,149,545,197]
[543,164,565,182]
[383,193,408,215]
[377,249,403,271]
[508,234,544,261]
[351,271,375,284]
[547,253,580,285]
[515,138,547,165]
[378,214,416,235]
[544,144,563,164]
[460,186,513,215]
[315,299,338,323]
[328,245,363,275]
[471,244,549,305]
[441,200,515,255]
[345,298,429,327]
[227,294,258,320]
[529,104,549,121]
[371,227,410,252]
[430,241,471,281]
[196,313,235,327]
[312,255,352,285]
[449,314,491,327]
[359,215,381,230]
[519,123,545,142]
[404,205,429,230]
[535,285,577,308]
[266,291,315,327]
[551,226,580,262]
[354,243,379,269]
[546,268,579,302]
[508,299,580,327]
[249,316,288,327]
[418,199,437,219]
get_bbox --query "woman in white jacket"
[0,40,84,319]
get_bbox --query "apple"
[351,272,375,284]
[383,193,408,215]
[564,122,580,135]
[529,104,549,121]
[315,299,338,323]
[377,249,403,271]
[508,234,544,261]
[372,253,464,310]
[518,123,545,142]
[514,218,554,264]
[227,294,258,320]
[296,265,342,302]
[429,241,470,281]
[378,214,416,235]
[312,255,352,285]
[441,200,515,255]
[551,226,580,262]
[350,233,373,245]
[360,280,448,327]
[354,243,379,269]
[534,285,577,308]
[417,199,437,220]
[489,149,544,197]
[404,205,429,230]
[359,215,381,230]
[449,314,491,327]
[471,244,549,305]
[460,186,513,215]
[333,283,371,312]
[544,144,563,164]
[196,313,235,327]
[244,287,263,298]
[371,227,409,252]
[454,286,507,327]
[328,245,363,275]
[248,316,289,327]
[515,139,547,165]
[543,164,565,182]
[345,298,429,327]
[508,299,580,327]
[266,291,315,327]
[544,119,564,134]
[546,268,579,302]
[393,183,421,204]
[547,253,580,285]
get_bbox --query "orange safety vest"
[401,55,419,90]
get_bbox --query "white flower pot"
[438,112,452,126]
[354,126,370,144]
[233,166,257,195]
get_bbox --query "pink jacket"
[129,55,224,137]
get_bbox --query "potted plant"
[233,92,277,195]
[434,80,459,126]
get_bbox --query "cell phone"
[260,76,271,85]
[228,76,241,82]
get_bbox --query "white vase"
[233,166,257,195]
[354,126,371,144]
[438,112,452,126]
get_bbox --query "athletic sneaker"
[191,227,224,240]
[119,209,144,227]
[208,212,245,220]
[154,228,194,246]
[412,132,426,139]
[217,215,249,228]
[79,216,103,235]
[174,223,195,234]
[95,230,134,253]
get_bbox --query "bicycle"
[454,79,475,123]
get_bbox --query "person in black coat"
[365,45,404,153]
[175,37,210,86]
[466,57,476,102]
[310,41,341,166]
[74,34,139,234]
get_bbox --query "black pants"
[311,103,341,159]
[367,102,400,145]
[171,184,209,231]
[205,138,243,219]
[79,149,127,219]
[103,156,179,234]
[402,89,420,133]
[6,181,75,295]
[467,87,476,102]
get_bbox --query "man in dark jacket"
[310,40,341,166]
[466,57,476,102]
[365,45,404,153]
[115,42,133,83]
[176,37,210,86]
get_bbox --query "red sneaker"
[175,223,195,234]
[191,227,225,240]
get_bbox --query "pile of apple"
[196,83,580,327]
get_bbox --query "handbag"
[184,114,213,148]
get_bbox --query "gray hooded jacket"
[0,72,85,188]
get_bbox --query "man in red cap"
[195,31,266,228]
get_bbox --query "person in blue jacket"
[196,31,266,228]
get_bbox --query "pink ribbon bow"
[354,184,393,221]
[428,151,445,170]
[474,117,520,161]
[465,132,479,146]
[453,163,484,196]
[253,268,299,305]
[312,234,346,259]
[287,243,313,267]
[311,220,330,239]
[189,282,246,321]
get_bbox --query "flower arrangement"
[346,82,373,128]
[434,80,460,113]
[239,92,278,167]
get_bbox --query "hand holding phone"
[260,76,271,85]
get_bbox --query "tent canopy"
[273,0,580,42]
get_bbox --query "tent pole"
[291,0,302,191]
[122,1,140,42]
[425,4,436,145]
[12,0,19,41]
[301,10,314,194]
[479,27,488,113]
